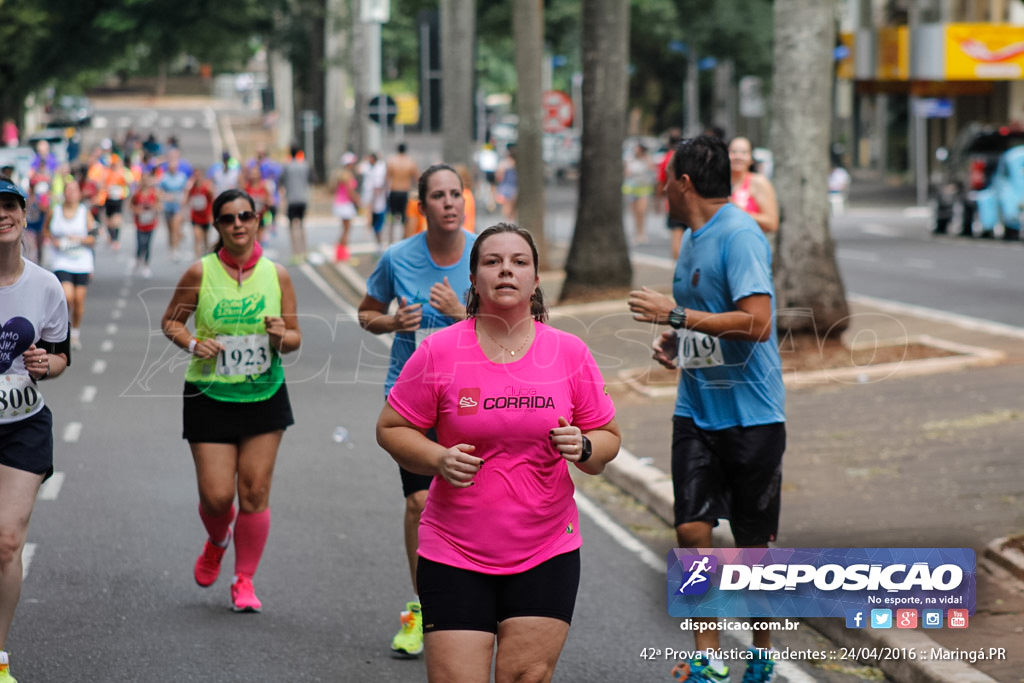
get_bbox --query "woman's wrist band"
[578,435,593,463]
[187,338,197,354]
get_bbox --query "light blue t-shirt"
[366,231,475,394]
[159,169,189,212]
[672,203,785,430]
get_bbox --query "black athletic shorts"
[104,199,124,215]
[399,427,437,497]
[387,191,409,218]
[54,271,91,287]
[286,203,307,221]
[182,381,294,444]
[671,416,785,546]
[418,549,580,634]
[0,407,54,480]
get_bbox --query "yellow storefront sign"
[878,26,908,80]
[394,94,420,126]
[945,23,1024,80]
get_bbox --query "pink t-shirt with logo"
[387,318,616,574]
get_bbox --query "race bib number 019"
[0,374,43,421]
[215,334,271,376]
[678,329,724,369]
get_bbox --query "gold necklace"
[477,320,533,357]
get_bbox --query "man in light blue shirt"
[628,135,785,683]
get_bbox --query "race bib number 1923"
[215,334,271,376]
[678,329,724,369]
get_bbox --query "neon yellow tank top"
[185,253,284,402]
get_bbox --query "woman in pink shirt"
[728,136,779,234]
[377,223,620,682]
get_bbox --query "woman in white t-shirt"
[0,178,70,682]
[44,178,96,350]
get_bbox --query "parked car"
[974,146,1024,240]
[46,94,93,128]
[931,122,1024,236]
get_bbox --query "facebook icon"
[845,609,866,629]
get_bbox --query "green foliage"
[0,0,274,120]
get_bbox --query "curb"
[985,534,1024,582]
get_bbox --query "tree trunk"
[771,0,849,338]
[325,0,351,168]
[560,0,631,301]
[513,0,547,266]
[441,0,476,169]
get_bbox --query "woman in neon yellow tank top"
[161,189,302,613]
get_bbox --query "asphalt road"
[24,101,1019,681]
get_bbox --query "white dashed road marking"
[62,422,82,443]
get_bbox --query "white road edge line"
[848,293,1024,340]
[80,385,97,403]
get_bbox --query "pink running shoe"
[193,532,230,588]
[231,575,262,613]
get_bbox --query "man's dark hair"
[397,142,407,154]
[670,135,731,199]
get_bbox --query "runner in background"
[330,153,360,263]
[159,150,190,261]
[242,165,273,246]
[278,146,312,265]
[130,170,159,278]
[102,154,133,252]
[728,136,779,235]
[359,152,388,253]
[385,143,419,244]
[44,178,96,351]
[656,129,686,260]
[186,167,216,258]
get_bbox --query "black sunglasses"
[214,210,257,227]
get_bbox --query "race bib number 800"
[215,334,271,376]
[0,374,43,421]
[678,329,724,369]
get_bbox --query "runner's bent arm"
[358,294,423,334]
[160,263,221,358]
[629,287,773,342]
[377,402,482,488]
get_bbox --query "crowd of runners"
[1,121,792,683]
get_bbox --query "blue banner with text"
[667,548,975,618]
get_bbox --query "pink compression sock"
[233,509,271,579]
[198,503,236,545]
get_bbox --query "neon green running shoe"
[0,651,18,683]
[390,601,424,658]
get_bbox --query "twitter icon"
[870,609,892,629]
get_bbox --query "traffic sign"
[368,94,397,125]
[541,90,573,133]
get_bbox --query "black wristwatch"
[668,306,688,330]
[578,435,593,463]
